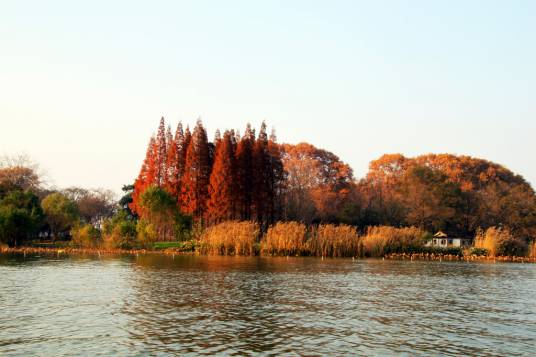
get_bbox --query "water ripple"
[0,254,535,356]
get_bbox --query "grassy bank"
[2,246,535,264]
[3,221,535,263]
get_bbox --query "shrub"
[70,223,101,248]
[199,221,259,255]
[475,227,527,257]
[468,247,489,256]
[136,219,158,248]
[308,224,360,257]
[361,226,426,257]
[102,211,137,249]
[261,222,307,256]
[419,246,464,256]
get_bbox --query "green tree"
[0,190,43,247]
[102,211,138,249]
[140,186,191,241]
[41,192,79,240]
[118,184,136,218]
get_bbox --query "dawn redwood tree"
[235,124,255,220]
[207,130,237,223]
[180,120,211,219]
[155,117,168,186]
[183,125,192,168]
[214,129,221,145]
[131,136,158,215]
[267,129,285,223]
[253,122,271,223]
[166,122,187,198]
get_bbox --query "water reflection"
[1,254,535,356]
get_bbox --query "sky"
[1,0,535,195]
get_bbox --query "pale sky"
[1,0,535,195]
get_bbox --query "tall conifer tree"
[207,130,237,223]
[235,124,255,220]
[155,117,167,186]
[180,120,211,219]
[253,121,270,222]
[131,136,158,215]
[267,128,285,223]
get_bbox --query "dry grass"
[261,222,307,256]
[70,224,101,248]
[199,221,259,255]
[308,224,360,257]
[529,241,536,258]
[361,226,426,257]
[474,227,527,257]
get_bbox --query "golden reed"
[199,221,259,255]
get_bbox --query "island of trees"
[1,118,535,259]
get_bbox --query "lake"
[0,254,535,356]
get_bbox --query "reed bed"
[361,226,426,257]
[529,241,536,258]
[261,222,307,256]
[199,221,259,255]
[308,224,360,257]
[474,227,527,257]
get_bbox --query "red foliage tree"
[206,130,237,223]
[266,129,285,223]
[132,119,285,226]
[179,120,211,219]
[252,122,271,222]
[235,124,255,220]
[165,122,185,198]
[155,117,168,187]
[130,136,158,215]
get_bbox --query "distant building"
[426,231,472,248]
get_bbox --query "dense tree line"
[130,118,536,244]
[0,156,117,247]
[352,153,536,240]
[2,119,535,248]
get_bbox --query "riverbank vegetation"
[1,118,536,261]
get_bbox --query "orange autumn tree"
[154,117,168,187]
[165,122,187,198]
[252,122,270,223]
[206,130,237,223]
[359,153,536,238]
[130,136,158,215]
[235,124,255,220]
[266,129,285,223]
[280,143,354,223]
[180,120,211,218]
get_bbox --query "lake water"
[0,254,535,356]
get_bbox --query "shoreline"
[1,246,535,263]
